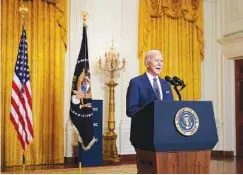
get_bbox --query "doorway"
[235,58,243,156]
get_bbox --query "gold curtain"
[1,0,67,166]
[138,0,204,100]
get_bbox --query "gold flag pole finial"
[82,11,88,26]
[19,2,28,27]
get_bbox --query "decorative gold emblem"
[175,107,199,136]
[72,68,92,108]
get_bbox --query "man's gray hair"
[144,50,163,65]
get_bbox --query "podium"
[79,100,103,167]
[130,101,218,174]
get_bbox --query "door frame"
[235,58,243,156]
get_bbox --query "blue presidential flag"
[70,25,96,150]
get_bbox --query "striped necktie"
[153,78,161,100]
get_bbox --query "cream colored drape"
[138,0,204,100]
[1,0,67,166]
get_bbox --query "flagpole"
[19,2,28,174]
[78,142,82,174]
[23,155,25,174]
[19,1,28,28]
[82,11,88,26]
[76,11,89,175]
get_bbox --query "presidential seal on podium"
[175,107,199,136]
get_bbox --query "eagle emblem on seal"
[71,68,92,109]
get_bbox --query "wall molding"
[217,28,243,60]
[118,119,135,155]
[223,30,243,38]
[218,32,243,46]
[211,151,234,157]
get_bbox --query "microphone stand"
[173,85,182,101]
[165,76,183,101]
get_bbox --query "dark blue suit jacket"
[126,73,174,117]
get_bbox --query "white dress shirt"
[146,72,163,100]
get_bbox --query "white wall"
[222,0,243,36]
[64,0,139,156]
[202,0,226,151]
[204,0,243,155]
[219,0,243,156]
[65,0,243,156]
[218,0,243,156]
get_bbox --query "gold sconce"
[99,42,126,163]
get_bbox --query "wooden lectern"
[130,101,218,174]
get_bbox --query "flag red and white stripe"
[76,89,85,99]
[10,28,34,151]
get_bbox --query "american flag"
[10,28,34,151]
[75,89,85,99]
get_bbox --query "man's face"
[147,53,163,76]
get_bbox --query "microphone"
[165,76,175,85]
[166,75,185,101]
[172,76,186,91]
[172,76,183,86]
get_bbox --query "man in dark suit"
[126,50,174,173]
[126,50,174,117]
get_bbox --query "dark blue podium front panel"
[130,101,218,152]
[79,100,103,167]
[154,101,218,152]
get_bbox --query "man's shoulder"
[159,77,166,82]
[159,77,171,86]
[129,74,145,83]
